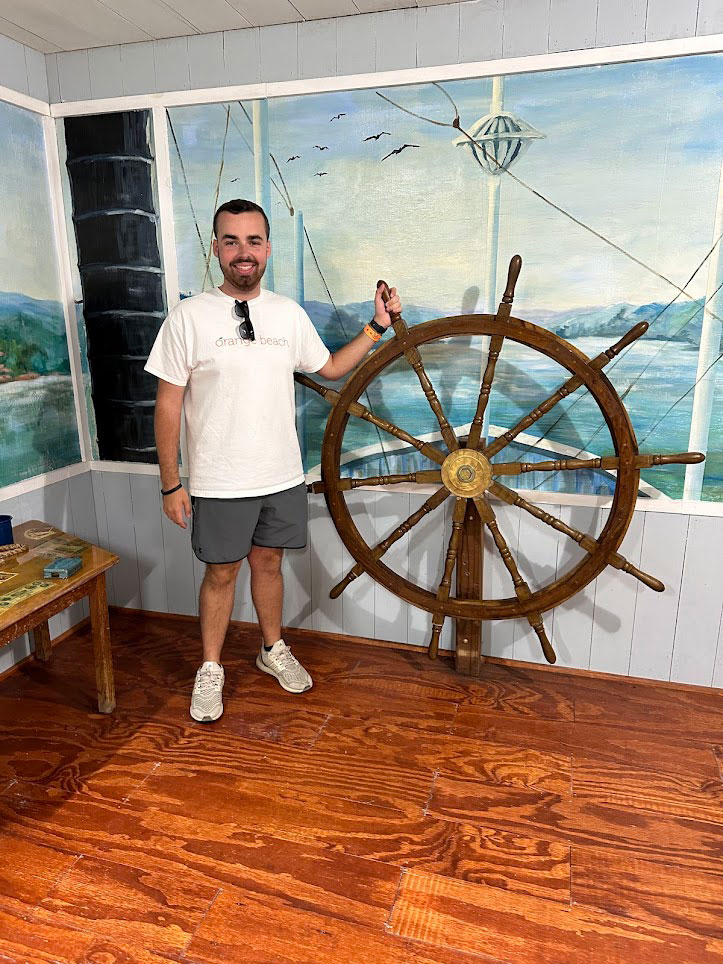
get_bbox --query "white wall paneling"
[407,490,452,651]
[336,12,376,75]
[0,30,29,95]
[56,50,92,103]
[223,26,262,86]
[154,37,191,94]
[628,511,690,681]
[511,502,561,664]
[188,32,226,90]
[595,0,648,47]
[502,0,551,59]
[375,7,417,72]
[549,0,598,53]
[87,44,123,99]
[298,19,337,80]
[417,4,460,68]
[669,514,723,686]
[373,491,411,643]
[645,0,700,43]
[341,489,377,641]
[482,500,520,660]
[588,508,644,676]
[697,0,723,35]
[458,0,504,64]
[549,504,604,669]
[309,492,345,634]
[120,42,157,97]
[259,23,299,83]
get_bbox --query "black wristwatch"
[368,318,387,335]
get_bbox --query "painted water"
[0,376,81,488]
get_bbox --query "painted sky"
[169,52,723,315]
[0,100,62,304]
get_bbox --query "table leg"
[32,621,53,662]
[88,572,116,713]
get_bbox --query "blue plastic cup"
[0,515,13,546]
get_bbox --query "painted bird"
[314,145,330,151]
[363,132,391,141]
[314,172,328,177]
[287,155,300,161]
[330,113,346,121]
[381,144,420,160]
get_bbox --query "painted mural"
[0,100,81,488]
[167,53,723,502]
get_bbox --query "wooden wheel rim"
[321,313,640,619]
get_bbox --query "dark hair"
[213,199,270,240]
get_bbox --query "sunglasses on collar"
[234,300,255,341]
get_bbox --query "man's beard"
[221,258,265,291]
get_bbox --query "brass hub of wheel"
[441,449,492,498]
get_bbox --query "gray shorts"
[191,483,308,564]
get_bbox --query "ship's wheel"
[295,256,703,666]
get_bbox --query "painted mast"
[295,209,305,304]
[253,99,274,291]
[481,77,505,444]
[683,160,723,500]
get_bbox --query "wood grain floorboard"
[315,716,571,794]
[572,759,723,824]
[572,847,723,943]
[390,869,723,963]
[0,905,176,964]
[29,853,219,956]
[453,704,721,782]
[184,885,502,964]
[430,774,723,872]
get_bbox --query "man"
[145,199,401,722]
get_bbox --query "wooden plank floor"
[0,609,721,963]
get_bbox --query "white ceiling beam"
[224,0,304,27]
[101,0,201,39]
[0,0,150,49]
[290,0,359,18]
[0,12,61,50]
[159,0,252,32]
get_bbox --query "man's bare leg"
[248,545,284,646]
[199,560,242,663]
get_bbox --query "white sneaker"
[190,661,225,722]
[256,640,313,694]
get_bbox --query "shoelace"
[270,644,299,669]
[196,668,223,692]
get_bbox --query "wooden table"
[0,520,119,713]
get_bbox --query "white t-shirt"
[144,287,330,498]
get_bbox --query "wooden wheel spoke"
[482,322,648,460]
[467,334,505,450]
[377,281,459,453]
[473,495,556,664]
[330,487,450,599]
[492,451,705,477]
[401,344,459,452]
[429,497,467,659]
[309,469,442,494]
[294,372,446,466]
[489,481,664,593]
